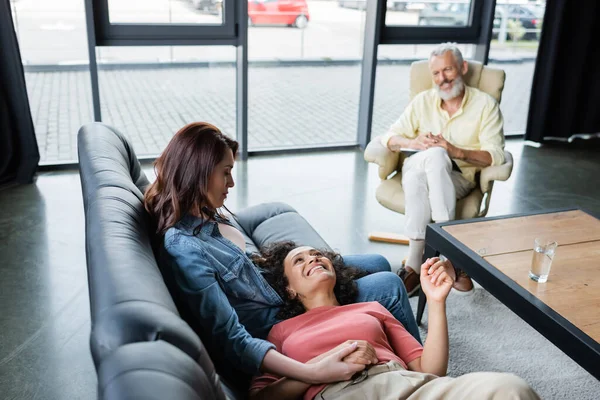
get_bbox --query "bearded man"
[381,43,506,295]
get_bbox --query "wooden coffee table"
[416,209,600,379]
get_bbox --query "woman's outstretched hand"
[420,257,454,303]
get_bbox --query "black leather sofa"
[78,123,332,399]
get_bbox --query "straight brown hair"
[144,122,239,235]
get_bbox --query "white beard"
[436,75,465,101]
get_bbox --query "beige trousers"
[316,361,540,400]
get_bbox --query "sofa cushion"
[234,202,330,252]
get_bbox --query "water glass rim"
[534,238,558,248]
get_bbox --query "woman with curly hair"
[250,242,539,400]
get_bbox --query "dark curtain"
[525,0,600,143]
[0,0,39,185]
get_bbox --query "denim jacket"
[163,213,283,375]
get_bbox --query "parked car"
[493,4,544,40]
[338,0,367,10]
[417,2,544,39]
[418,2,470,26]
[248,0,310,28]
[387,1,426,11]
[190,0,221,13]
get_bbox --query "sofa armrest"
[364,136,401,180]
[480,150,514,193]
[98,341,226,400]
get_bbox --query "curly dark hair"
[252,241,368,320]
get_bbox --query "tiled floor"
[1,137,599,399]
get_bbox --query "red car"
[248,0,310,28]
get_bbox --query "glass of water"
[529,238,558,283]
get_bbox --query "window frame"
[91,0,238,46]
[381,0,485,45]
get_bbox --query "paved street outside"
[27,61,535,164]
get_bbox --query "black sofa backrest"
[78,123,225,399]
[78,122,333,399]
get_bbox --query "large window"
[11,0,543,165]
[247,0,367,150]
[10,0,238,164]
[11,0,93,164]
[489,0,545,135]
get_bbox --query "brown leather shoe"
[398,265,421,297]
[453,269,474,292]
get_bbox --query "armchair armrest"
[480,151,514,193]
[364,136,401,180]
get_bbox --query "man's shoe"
[452,269,474,292]
[398,265,421,297]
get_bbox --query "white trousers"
[402,148,475,240]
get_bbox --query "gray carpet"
[409,287,600,399]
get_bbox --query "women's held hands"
[310,342,365,383]
[340,340,378,365]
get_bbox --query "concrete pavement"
[26,61,535,164]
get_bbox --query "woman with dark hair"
[144,122,421,385]
[250,242,540,400]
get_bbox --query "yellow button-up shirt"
[381,85,505,184]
